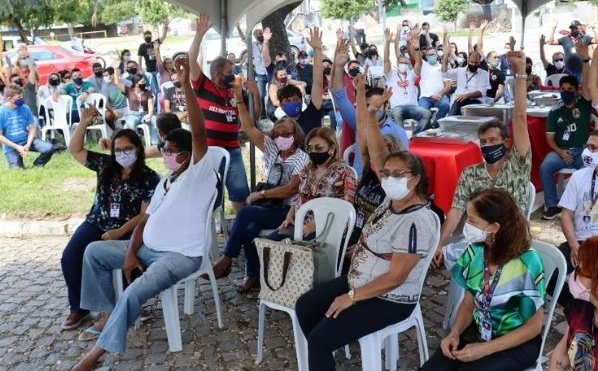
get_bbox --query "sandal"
[236,277,260,294]
[78,326,102,341]
[61,312,90,330]
[201,256,232,280]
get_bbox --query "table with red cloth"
[410,141,483,214]
[526,114,552,191]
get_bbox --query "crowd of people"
[3,12,598,371]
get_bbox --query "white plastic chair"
[81,93,111,139]
[544,73,567,88]
[557,168,576,197]
[343,144,355,166]
[207,146,230,261]
[523,239,567,371]
[358,214,441,371]
[112,191,223,352]
[526,181,536,221]
[256,197,357,371]
[42,95,72,145]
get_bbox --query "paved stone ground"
[0,213,568,371]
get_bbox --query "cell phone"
[130,267,145,283]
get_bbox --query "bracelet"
[237,101,245,106]
[515,73,527,79]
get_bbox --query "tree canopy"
[435,0,469,25]
[321,0,373,20]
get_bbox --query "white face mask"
[463,222,488,243]
[456,56,465,66]
[554,60,565,69]
[582,148,598,167]
[437,50,444,58]
[103,76,112,83]
[398,63,409,74]
[381,176,411,201]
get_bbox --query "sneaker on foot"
[542,206,562,220]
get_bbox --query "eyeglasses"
[160,147,185,156]
[306,144,329,153]
[586,144,598,152]
[115,147,136,155]
[273,131,295,138]
[378,169,412,179]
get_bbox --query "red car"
[2,45,97,85]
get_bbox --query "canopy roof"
[511,0,551,18]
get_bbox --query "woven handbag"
[255,238,314,309]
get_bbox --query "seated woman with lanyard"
[209,79,310,293]
[421,188,546,371]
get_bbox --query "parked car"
[2,45,96,85]
[1,34,47,52]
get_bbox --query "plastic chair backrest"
[343,144,355,166]
[86,93,107,122]
[52,95,73,127]
[207,146,230,209]
[198,190,219,271]
[525,181,536,221]
[410,213,441,297]
[531,239,567,367]
[293,197,357,277]
[545,73,567,87]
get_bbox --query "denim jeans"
[146,71,159,107]
[225,147,250,203]
[80,240,202,354]
[540,147,584,208]
[255,74,268,119]
[124,112,159,145]
[390,105,432,134]
[448,98,482,116]
[4,138,56,169]
[223,205,290,278]
[418,96,450,127]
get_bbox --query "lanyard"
[465,71,477,90]
[482,258,503,313]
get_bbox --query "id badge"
[110,203,120,218]
[562,131,571,141]
[225,112,234,122]
[480,319,492,341]
[584,215,591,223]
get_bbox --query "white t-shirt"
[443,66,489,98]
[386,70,418,107]
[419,61,447,98]
[559,166,598,241]
[143,152,218,257]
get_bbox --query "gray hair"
[209,57,233,80]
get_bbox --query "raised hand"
[334,39,350,68]
[506,51,526,75]
[336,28,344,41]
[508,36,516,51]
[367,88,393,113]
[540,34,546,46]
[79,107,96,127]
[232,77,244,102]
[576,38,590,58]
[384,28,394,44]
[307,27,323,49]
[196,13,213,36]
[480,19,489,30]
[354,66,369,93]
[174,53,190,82]
[263,27,272,42]
[469,22,476,32]
[408,24,420,46]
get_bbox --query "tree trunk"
[67,24,75,39]
[10,19,28,43]
[262,1,302,63]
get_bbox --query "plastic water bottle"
[322,115,331,128]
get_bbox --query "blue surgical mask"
[14,98,25,107]
[490,60,500,68]
[427,55,438,65]
[282,100,302,117]
[376,107,386,121]
[561,91,576,105]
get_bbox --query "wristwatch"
[348,289,356,305]
[260,190,266,198]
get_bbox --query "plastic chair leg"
[183,278,196,315]
[160,287,182,352]
[290,312,309,371]
[207,268,223,328]
[384,335,399,371]
[112,269,124,301]
[256,301,266,364]
[344,344,351,359]
[359,333,383,371]
[415,309,429,364]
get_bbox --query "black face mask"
[138,84,146,90]
[309,151,331,166]
[468,64,479,73]
[276,60,287,68]
[94,70,103,78]
[348,67,360,77]
[127,68,137,75]
[571,30,580,38]
[256,36,264,43]
[144,36,152,43]
[323,67,332,76]
[481,143,507,164]
[173,81,182,89]
[526,66,532,75]
[369,49,378,56]
[49,78,60,86]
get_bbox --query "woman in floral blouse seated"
[421,188,546,371]
[295,150,441,371]
[60,107,160,333]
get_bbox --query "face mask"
[490,60,500,69]
[163,152,184,172]
[13,98,25,107]
[173,81,182,89]
[278,76,288,84]
[376,107,386,121]
[274,136,295,151]
[73,77,83,85]
[323,67,332,76]
[582,148,598,167]
[463,222,488,243]
[282,100,302,117]
[468,64,478,73]
[124,55,131,62]
[571,30,580,38]
[222,74,235,87]
[94,70,103,78]
[380,176,411,201]
[256,36,264,43]
[398,63,409,74]
[369,49,378,56]
[561,90,576,105]
[299,58,308,66]
[49,78,60,86]
[526,66,532,75]
[481,143,507,164]
[115,151,137,169]
[427,55,438,65]
[568,274,591,302]
[348,67,360,77]
[103,76,111,83]
[138,84,146,90]
[144,36,152,43]
[276,60,287,68]
[127,68,137,75]
[456,57,465,66]
[437,50,444,58]
[309,151,331,165]
[554,60,565,69]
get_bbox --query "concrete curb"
[0,218,83,237]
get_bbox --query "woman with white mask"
[422,188,546,371]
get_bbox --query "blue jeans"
[124,112,159,145]
[448,98,482,116]
[4,138,56,169]
[418,96,450,127]
[540,147,584,208]
[225,147,250,203]
[223,205,290,278]
[390,105,432,134]
[80,240,202,354]
[145,71,159,107]
[256,73,268,119]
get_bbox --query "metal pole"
[246,25,257,189]
[220,0,227,56]
[520,2,527,51]
[379,0,386,33]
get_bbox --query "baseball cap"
[570,20,582,28]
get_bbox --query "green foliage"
[435,0,469,23]
[0,0,55,33]
[321,0,373,20]
[139,0,193,26]
[99,1,137,25]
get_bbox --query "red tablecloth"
[410,141,483,214]
[526,115,552,191]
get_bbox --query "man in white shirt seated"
[414,46,452,128]
[70,56,217,370]
[442,50,489,116]
[383,27,431,133]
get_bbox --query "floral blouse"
[85,151,160,231]
[295,160,356,209]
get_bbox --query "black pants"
[296,275,415,371]
[420,334,540,371]
[547,241,577,307]
[448,98,481,116]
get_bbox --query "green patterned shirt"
[452,145,531,212]
[453,243,546,338]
